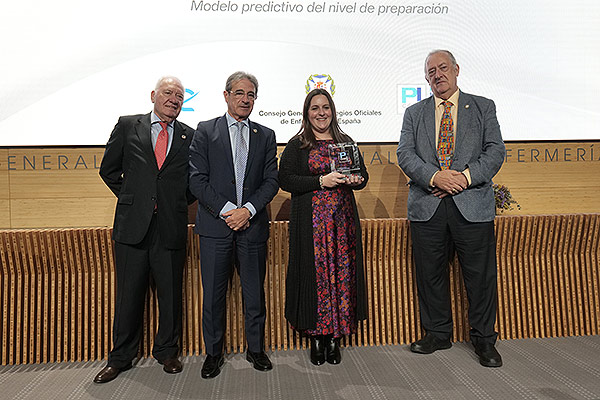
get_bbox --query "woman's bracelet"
[319,175,324,189]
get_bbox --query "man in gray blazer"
[397,50,505,367]
[189,72,278,378]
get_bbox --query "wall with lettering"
[1,142,599,228]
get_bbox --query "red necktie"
[155,122,168,169]
[437,101,454,170]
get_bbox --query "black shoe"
[93,364,132,383]
[474,343,503,367]
[246,350,273,371]
[310,336,326,366]
[410,334,452,354]
[201,354,224,379]
[159,358,183,374]
[326,336,341,365]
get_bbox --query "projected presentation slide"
[1,0,598,146]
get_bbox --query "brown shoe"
[160,358,183,374]
[93,365,131,384]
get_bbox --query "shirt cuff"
[243,202,256,219]
[219,201,237,220]
[429,171,439,187]
[462,168,472,186]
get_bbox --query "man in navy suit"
[397,50,506,367]
[189,71,278,378]
[95,76,194,383]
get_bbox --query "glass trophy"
[328,142,362,178]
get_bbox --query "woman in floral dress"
[279,89,368,365]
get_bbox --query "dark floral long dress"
[304,140,358,338]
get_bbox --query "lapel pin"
[181,134,187,139]
[465,104,470,109]
[253,128,258,133]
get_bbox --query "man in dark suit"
[94,76,194,383]
[189,71,278,378]
[397,50,506,367]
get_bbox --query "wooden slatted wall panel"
[1,215,599,365]
[0,228,116,365]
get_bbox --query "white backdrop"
[1,0,599,145]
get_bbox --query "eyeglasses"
[228,90,257,101]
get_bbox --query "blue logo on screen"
[182,88,199,112]
[398,84,431,110]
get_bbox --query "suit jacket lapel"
[217,115,235,176]
[136,113,156,168]
[245,121,259,176]
[455,91,473,162]
[159,120,188,170]
[422,97,437,160]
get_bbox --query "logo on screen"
[397,84,431,112]
[306,74,336,95]
[182,88,199,112]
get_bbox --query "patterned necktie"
[234,122,248,207]
[155,121,168,169]
[437,100,454,170]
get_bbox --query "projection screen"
[1,0,598,145]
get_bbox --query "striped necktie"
[437,101,454,170]
[234,122,248,207]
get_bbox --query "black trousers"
[410,196,498,345]
[108,214,185,368]
[199,233,267,356]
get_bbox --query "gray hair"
[424,50,458,73]
[225,71,259,94]
[154,76,183,91]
